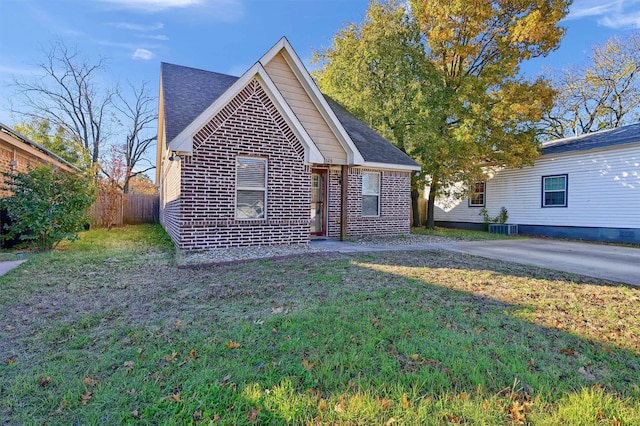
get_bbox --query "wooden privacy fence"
[90,193,159,227]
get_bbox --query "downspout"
[10,148,17,172]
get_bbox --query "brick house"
[0,122,77,197]
[156,38,420,250]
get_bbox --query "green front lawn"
[1,225,638,424]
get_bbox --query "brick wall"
[325,166,412,239]
[0,143,59,198]
[176,79,311,250]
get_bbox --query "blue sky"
[1,0,640,128]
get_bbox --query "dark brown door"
[310,169,326,236]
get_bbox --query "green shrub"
[479,206,509,224]
[0,165,96,251]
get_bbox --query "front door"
[310,169,326,236]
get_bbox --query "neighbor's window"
[469,182,486,207]
[542,174,567,207]
[362,172,380,217]
[236,157,267,219]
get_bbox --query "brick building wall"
[176,79,311,250]
[0,144,56,197]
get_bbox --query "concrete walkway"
[311,238,640,286]
[0,260,26,276]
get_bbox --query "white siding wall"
[435,143,640,228]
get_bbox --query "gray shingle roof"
[323,96,419,167]
[161,62,238,143]
[541,123,640,155]
[161,62,419,168]
[0,122,79,171]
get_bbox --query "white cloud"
[567,1,620,19]
[144,34,170,41]
[132,48,155,60]
[100,0,205,11]
[567,0,640,28]
[599,12,640,28]
[112,22,164,31]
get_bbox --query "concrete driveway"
[0,260,26,276]
[439,239,640,286]
[314,238,640,286]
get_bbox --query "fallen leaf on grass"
[131,409,140,419]
[81,392,92,405]
[402,393,410,409]
[38,376,52,387]
[386,418,396,425]
[318,399,327,411]
[163,352,179,362]
[377,398,390,410]
[123,361,135,368]
[126,388,137,395]
[161,392,181,402]
[83,376,99,387]
[307,388,322,398]
[5,325,15,331]
[561,349,575,356]
[247,406,259,422]
[578,367,596,381]
[302,359,316,370]
[271,306,284,314]
[173,319,183,331]
[4,356,16,365]
[334,403,345,414]
[446,413,460,423]
[225,340,240,349]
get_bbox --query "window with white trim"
[362,172,380,217]
[542,174,567,207]
[469,182,486,207]
[236,157,267,219]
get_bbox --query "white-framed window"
[469,182,486,207]
[236,157,267,219]
[542,174,567,207]
[362,172,380,217]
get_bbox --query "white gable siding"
[435,143,640,229]
[263,52,348,165]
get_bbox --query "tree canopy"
[541,32,640,139]
[316,0,570,228]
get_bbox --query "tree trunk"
[411,188,421,227]
[425,176,439,230]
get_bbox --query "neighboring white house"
[435,123,640,244]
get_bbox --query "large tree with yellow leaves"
[316,0,570,228]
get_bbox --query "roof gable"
[542,123,640,155]
[166,62,324,163]
[160,37,420,171]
